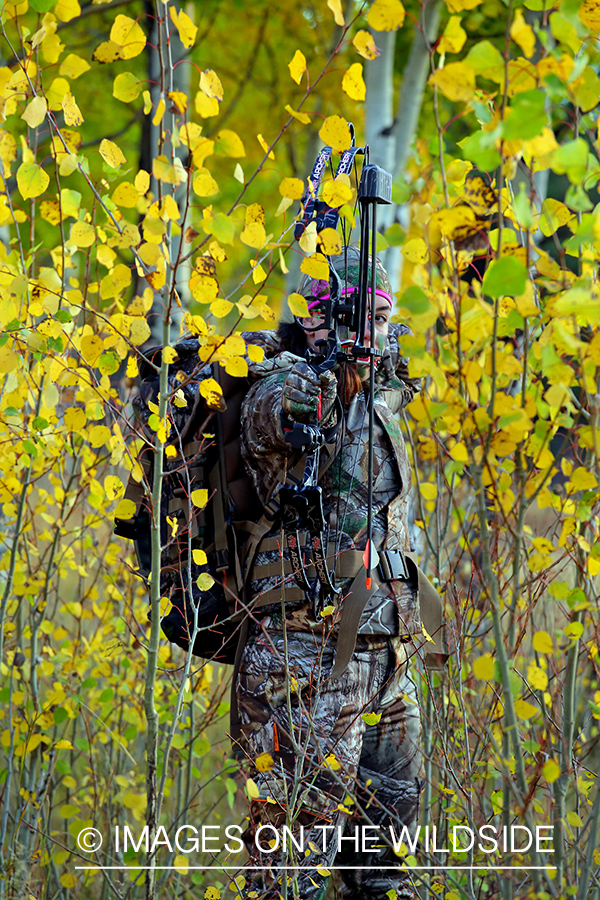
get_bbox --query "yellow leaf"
[193,170,219,197]
[64,407,86,431]
[353,30,380,60]
[446,160,472,184]
[570,466,598,490]
[110,14,147,60]
[88,425,111,448]
[367,0,406,31]
[284,104,310,124]
[215,129,245,158]
[255,752,275,772]
[279,177,304,199]
[80,334,104,365]
[402,238,429,264]
[130,318,151,346]
[153,97,166,126]
[430,62,475,102]
[579,0,600,31]
[223,335,246,356]
[327,0,345,25]
[342,63,366,102]
[510,9,536,57]
[300,253,329,280]
[527,664,548,692]
[93,41,122,64]
[55,739,73,749]
[317,228,342,255]
[564,621,584,640]
[200,377,223,402]
[472,655,495,680]
[240,222,266,250]
[70,221,95,247]
[200,69,223,100]
[191,489,208,508]
[532,630,553,654]
[224,356,249,378]
[288,49,307,85]
[55,0,80,23]
[247,344,264,363]
[161,346,177,364]
[322,177,352,208]
[539,198,574,237]
[105,475,125,501]
[287,293,310,318]
[62,92,83,126]
[17,162,49,200]
[567,811,584,828]
[99,139,126,168]
[257,133,275,159]
[319,115,351,153]
[59,53,90,80]
[135,170,150,195]
[444,0,481,10]
[362,712,382,725]
[514,699,538,719]
[192,548,208,565]
[21,96,47,129]
[438,16,467,54]
[168,91,188,114]
[246,778,260,799]
[169,7,198,48]
[112,182,139,208]
[449,441,468,461]
[195,91,219,118]
[209,299,232,318]
[543,759,560,783]
[173,855,189,873]
[113,72,142,103]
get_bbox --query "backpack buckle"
[377,550,410,582]
[213,548,229,572]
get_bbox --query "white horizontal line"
[75,865,558,871]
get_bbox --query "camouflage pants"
[236,627,423,900]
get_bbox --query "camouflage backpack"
[114,337,274,664]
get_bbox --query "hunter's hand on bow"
[282,363,337,426]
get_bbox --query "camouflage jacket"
[240,323,423,637]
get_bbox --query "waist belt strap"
[329,549,411,680]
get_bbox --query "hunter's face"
[302,296,391,375]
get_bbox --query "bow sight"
[279,127,393,612]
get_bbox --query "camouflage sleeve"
[241,369,300,502]
[384,322,422,414]
[242,369,292,457]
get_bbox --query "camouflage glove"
[281,363,337,426]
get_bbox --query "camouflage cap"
[296,245,393,301]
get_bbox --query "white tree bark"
[365,1,441,289]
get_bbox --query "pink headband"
[306,287,393,312]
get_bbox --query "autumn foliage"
[0,0,599,898]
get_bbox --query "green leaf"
[503,91,547,141]
[399,286,429,315]
[458,131,501,172]
[551,139,589,184]
[482,257,528,299]
[565,184,592,212]
[464,40,504,81]
[29,0,55,10]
